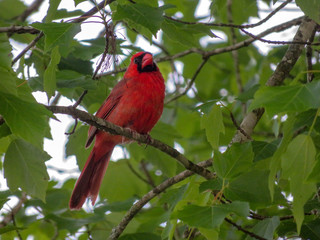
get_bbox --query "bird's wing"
[85,79,129,148]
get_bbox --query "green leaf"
[0,136,11,155]
[249,81,320,116]
[0,122,11,139]
[113,4,171,36]
[164,0,198,20]
[201,104,225,150]
[128,142,177,177]
[248,216,280,240]
[74,0,86,6]
[46,214,103,234]
[58,54,93,75]
[150,121,181,146]
[65,125,91,170]
[252,140,279,162]
[199,178,223,192]
[159,184,188,211]
[237,84,260,102]
[0,190,11,209]
[307,154,320,182]
[0,0,26,20]
[0,93,52,147]
[0,34,13,70]
[0,67,18,96]
[4,139,50,201]
[136,207,170,233]
[296,0,320,24]
[53,9,84,19]
[173,201,249,229]
[211,0,258,24]
[162,18,204,47]
[213,142,253,180]
[56,70,96,89]
[31,22,81,52]
[281,134,316,233]
[119,233,161,240]
[198,228,219,240]
[99,159,148,203]
[45,0,62,23]
[44,46,60,101]
[268,115,295,200]
[0,225,25,234]
[226,169,271,205]
[300,219,320,239]
[94,198,137,213]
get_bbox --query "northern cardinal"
[69,52,165,209]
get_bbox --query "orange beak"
[141,53,154,69]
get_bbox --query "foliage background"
[0,0,320,239]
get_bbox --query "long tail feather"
[69,146,113,210]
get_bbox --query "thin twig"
[126,161,152,186]
[0,26,40,34]
[73,90,88,108]
[92,21,117,79]
[109,159,213,240]
[140,160,156,188]
[0,115,5,126]
[98,17,304,78]
[11,0,116,65]
[231,17,317,143]
[240,28,320,46]
[224,218,267,240]
[12,32,44,65]
[227,0,243,93]
[227,0,245,116]
[166,57,209,104]
[266,18,317,86]
[306,27,317,82]
[164,0,292,29]
[249,210,313,221]
[163,16,305,62]
[0,192,27,228]
[229,111,252,140]
[16,0,45,22]
[50,92,61,106]
[12,214,22,240]
[65,118,78,135]
[65,90,88,135]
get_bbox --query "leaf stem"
[308,108,320,136]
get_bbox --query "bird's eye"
[134,58,139,64]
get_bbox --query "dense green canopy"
[0,0,320,239]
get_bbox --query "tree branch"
[306,27,316,82]
[11,0,116,65]
[240,28,320,46]
[231,17,318,143]
[0,115,5,126]
[164,0,292,29]
[224,218,267,240]
[0,193,27,228]
[227,0,243,93]
[126,161,153,187]
[97,17,304,78]
[0,26,40,34]
[267,18,317,86]
[46,105,215,180]
[166,57,209,104]
[16,0,44,22]
[109,159,213,240]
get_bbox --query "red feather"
[69,52,165,209]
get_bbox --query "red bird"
[69,52,165,209]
